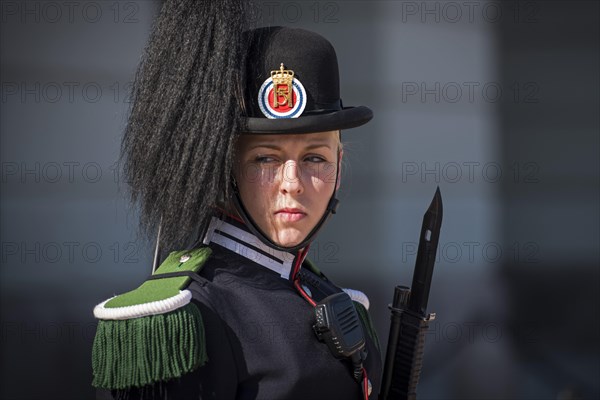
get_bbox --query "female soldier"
[92,1,381,399]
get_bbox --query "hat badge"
[258,63,307,119]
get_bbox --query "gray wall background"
[1,1,598,399]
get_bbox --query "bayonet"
[380,187,443,400]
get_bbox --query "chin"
[272,229,306,248]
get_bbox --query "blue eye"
[305,155,326,163]
[255,156,276,163]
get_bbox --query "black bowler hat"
[242,27,373,134]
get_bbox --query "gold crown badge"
[270,63,294,108]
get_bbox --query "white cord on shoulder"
[342,288,370,310]
[93,290,192,320]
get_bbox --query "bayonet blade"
[408,187,443,316]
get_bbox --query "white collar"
[202,216,299,280]
[201,216,370,309]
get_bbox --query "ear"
[336,148,343,190]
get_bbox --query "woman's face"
[234,130,341,248]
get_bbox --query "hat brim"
[242,106,373,134]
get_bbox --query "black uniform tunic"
[98,218,382,400]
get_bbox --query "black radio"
[313,292,367,382]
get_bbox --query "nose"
[280,160,304,195]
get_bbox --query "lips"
[275,208,307,222]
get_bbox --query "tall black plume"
[119,0,250,251]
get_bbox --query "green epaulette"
[92,247,212,390]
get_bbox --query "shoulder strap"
[98,247,211,315]
[353,301,381,353]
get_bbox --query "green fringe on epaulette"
[353,301,381,354]
[92,302,207,389]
